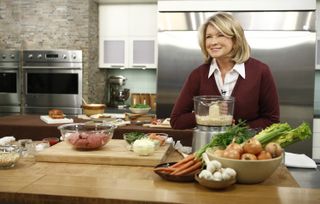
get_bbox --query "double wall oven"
[0,50,21,115]
[22,50,83,115]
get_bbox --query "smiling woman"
[170,12,280,130]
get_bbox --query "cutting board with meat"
[35,139,173,167]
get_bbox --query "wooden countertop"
[1,149,320,204]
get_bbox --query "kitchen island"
[1,150,320,204]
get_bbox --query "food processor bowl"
[193,95,234,127]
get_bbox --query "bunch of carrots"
[154,154,202,176]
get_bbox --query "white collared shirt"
[208,59,246,96]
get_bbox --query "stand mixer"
[192,95,235,152]
[108,75,130,108]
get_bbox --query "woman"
[170,12,280,130]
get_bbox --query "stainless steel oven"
[22,50,82,115]
[0,50,21,115]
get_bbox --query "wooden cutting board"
[35,139,173,167]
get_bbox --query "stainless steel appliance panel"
[0,50,20,114]
[157,11,315,156]
[22,50,83,115]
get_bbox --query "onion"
[223,149,240,160]
[243,138,263,155]
[213,149,225,157]
[257,150,272,160]
[226,142,243,155]
[265,142,283,158]
[241,153,257,160]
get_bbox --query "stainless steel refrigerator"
[157,10,315,156]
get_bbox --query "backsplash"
[106,69,157,105]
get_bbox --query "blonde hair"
[198,12,250,64]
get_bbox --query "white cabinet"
[99,4,157,69]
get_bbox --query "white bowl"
[129,107,151,114]
[206,148,283,184]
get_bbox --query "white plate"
[90,113,125,119]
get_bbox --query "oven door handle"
[0,65,18,69]
[22,66,82,69]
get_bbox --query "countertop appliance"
[157,1,315,156]
[0,50,20,116]
[22,50,83,115]
[192,95,234,152]
[108,75,130,109]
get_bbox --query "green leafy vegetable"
[254,123,291,145]
[270,122,312,148]
[131,104,150,108]
[195,121,255,158]
[253,122,311,148]
[123,132,146,144]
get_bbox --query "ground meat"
[67,132,111,149]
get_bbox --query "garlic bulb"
[200,153,237,182]
[212,171,223,181]
[199,169,213,180]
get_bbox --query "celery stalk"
[254,123,291,145]
[271,122,312,148]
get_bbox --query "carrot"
[185,168,201,176]
[170,159,196,175]
[171,154,195,168]
[174,160,202,176]
[154,167,176,173]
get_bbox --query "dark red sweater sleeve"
[170,68,200,129]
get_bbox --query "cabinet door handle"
[132,65,147,68]
[110,65,124,68]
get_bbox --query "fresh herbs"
[123,132,146,144]
[195,121,255,158]
[131,104,150,108]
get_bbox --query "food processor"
[192,95,234,152]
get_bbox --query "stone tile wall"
[0,0,106,104]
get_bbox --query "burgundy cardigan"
[170,58,280,129]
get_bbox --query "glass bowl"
[123,132,146,151]
[145,133,168,147]
[0,145,21,169]
[58,123,115,150]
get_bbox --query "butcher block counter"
[1,149,320,204]
[0,115,193,145]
